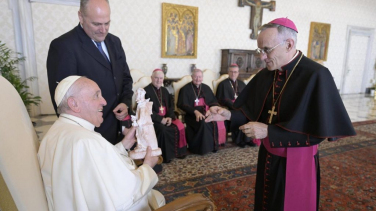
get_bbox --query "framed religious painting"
[161,3,198,59]
[307,22,331,61]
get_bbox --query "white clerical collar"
[278,50,300,71]
[60,113,95,131]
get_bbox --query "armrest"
[174,108,186,123]
[155,193,215,211]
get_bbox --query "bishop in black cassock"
[207,18,356,211]
[178,69,226,155]
[216,64,254,147]
[144,69,187,163]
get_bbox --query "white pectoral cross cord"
[195,98,199,106]
[268,106,277,124]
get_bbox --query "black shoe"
[177,155,186,159]
[153,164,163,174]
[246,141,256,147]
[238,142,246,148]
[212,149,218,153]
[163,159,171,163]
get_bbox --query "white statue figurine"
[129,88,162,160]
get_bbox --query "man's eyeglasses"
[255,41,285,55]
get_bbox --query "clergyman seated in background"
[144,69,187,163]
[38,76,165,211]
[216,63,256,148]
[177,69,226,155]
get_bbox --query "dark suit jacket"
[47,23,133,144]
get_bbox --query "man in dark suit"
[47,0,133,144]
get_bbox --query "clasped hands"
[161,117,172,126]
[205,106,268,139]
[113,103,128,121]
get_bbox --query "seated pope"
[177,69,226,155]
[143,69,187,163]
[38,76,165,211]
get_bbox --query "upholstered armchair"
[202,69,217,91]
[131,75,152,111]
[212,74,229,96]
[0,76,215,211]
[243,73,256,85]
[172,75,192,122]
[130,69,146,85]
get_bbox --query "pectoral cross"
[238,0,276,39]
[195,98,199,106]
[268,106,277,124]
[159,106,164,113]
[234,94,238,99]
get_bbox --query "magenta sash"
[195,98,226,145]
[122,115,131,121]
[195,98,209,111]
[263,138,318,211]
[172,119,187,148]
[157,106,166,116]
[231,99,235,103]
[216,121,226,145]
[252,139,261,146]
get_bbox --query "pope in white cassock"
[38,76,165,211]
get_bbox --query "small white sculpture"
[129,88,162,160]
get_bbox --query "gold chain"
[272,53,304,108]
[152,86,163,107]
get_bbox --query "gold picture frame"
[162,3,198,58]
[307,22,331,61]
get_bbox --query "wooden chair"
[0,75,215,211]
[130,69,145,84]
[172,75,192,122]
[243,74,256,85]
[212,74,229,95]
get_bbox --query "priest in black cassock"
[206,18,356,211]
[177,69,226,155]
[216,63,255,148]
[144,69,187,163]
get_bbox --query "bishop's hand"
[194,110,205,122]
[239,122,268,139]
[205,106,231,122]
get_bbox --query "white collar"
[60,113,96,131]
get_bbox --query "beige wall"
[1,0,376,115]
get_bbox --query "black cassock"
[216,78,252,146]
[178,82,221,155]
[231,52,356,210]
[144,84,187,162]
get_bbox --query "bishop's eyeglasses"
[255,41,285,55]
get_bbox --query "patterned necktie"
[95,41,110,63]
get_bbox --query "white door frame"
[340,25,374,94]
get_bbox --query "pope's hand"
[239,122,268,139]
[205,106,231,122]
[143,146,159,168]
[121,126,137,150]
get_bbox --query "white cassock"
[38,113,165,211]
